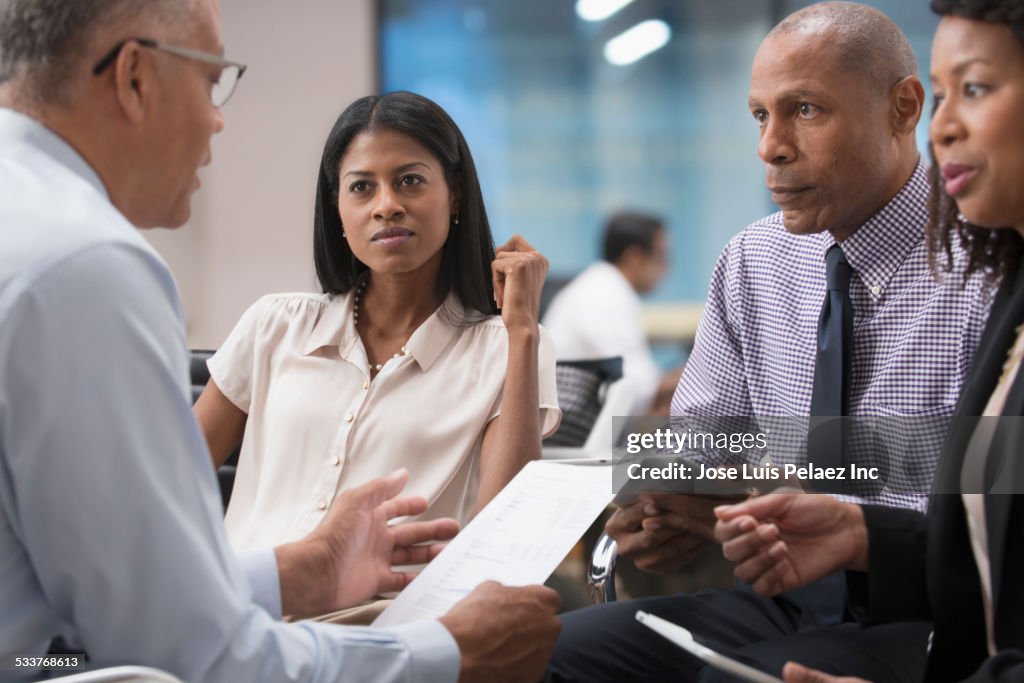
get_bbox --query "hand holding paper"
[440,581,562,683]
[373,460,613,626]
[276,469,459,617]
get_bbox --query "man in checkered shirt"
[545,4,992,682]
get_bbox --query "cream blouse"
[961,322,1024,656]
[210,291,561,551]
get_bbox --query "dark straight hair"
[602,211,664,264]
[313,91,497,320]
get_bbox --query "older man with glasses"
[91,36,247,107]
[0,1,560,682]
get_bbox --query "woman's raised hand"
[492,234,548,332]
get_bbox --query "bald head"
[0,0,190,106]
[768,1,918,95]
[748,2,924,239]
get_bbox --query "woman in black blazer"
[713,1,1024,681]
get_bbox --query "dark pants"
[544,582,930,683]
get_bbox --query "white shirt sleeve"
[538,328,564,435]
[207,295,269,412]
[544,264,659,413]
[0,242,459,682]
[236,548,283,617]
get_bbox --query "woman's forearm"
[474,325,541,512]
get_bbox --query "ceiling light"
[603,19,671,66]
[575,0,636,22]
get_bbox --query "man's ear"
[111,42,149,124]
[891,75,924,135]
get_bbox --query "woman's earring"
[452,212,460,226]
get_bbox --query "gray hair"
[769,1,918,95]
[0,0,189,104]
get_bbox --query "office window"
[380,0,938,304]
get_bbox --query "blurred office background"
[150,0,939,356]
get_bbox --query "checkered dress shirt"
[670,159,994,509]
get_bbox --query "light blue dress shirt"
[0,108,459,682]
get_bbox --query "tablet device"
[635,610,783,683]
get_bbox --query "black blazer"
[849,262,1024,683]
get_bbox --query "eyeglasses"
[92,37,247,107]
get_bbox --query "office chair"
[48,666,184,682]
[189,349,238,508]
[539,357,633,603]
[542,356,633,460]
[587,531,620,603]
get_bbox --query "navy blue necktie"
[808,244,853,472]
[802,244,855,624]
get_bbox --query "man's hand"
[605,494,736,575]
[440,581,561,683]
[783,661,871,683]
[713,493,868,596]
[275,469,459,617]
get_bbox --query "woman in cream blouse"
[194,91,560,552]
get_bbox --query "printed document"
[373,459,613,626]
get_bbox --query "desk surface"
[642,302,704,346]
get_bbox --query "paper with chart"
[372,459,613,626]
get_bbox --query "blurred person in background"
[543,211,681,415]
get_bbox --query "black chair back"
[543,356,624,448]
[189,349,237,509]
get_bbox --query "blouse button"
[344,413,354,423]
[316,499,327,511]
[329,456,340,467]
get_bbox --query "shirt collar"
[302,292,355,357]
[591,260,632,288]
[405,295,466,371]
[0,108,110,202]
[302,290,465,373]
[822,156,929,295]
